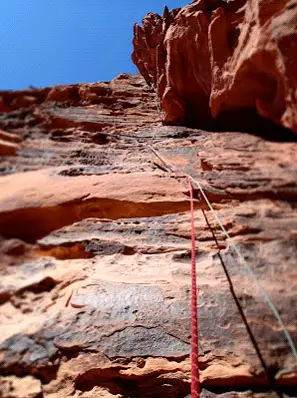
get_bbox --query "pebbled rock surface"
[132,0,297,132]
[0,73,297,397]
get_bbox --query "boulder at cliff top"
[132,0,297,133]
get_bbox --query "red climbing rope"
[188,179,200,398]
[147,145,297,368]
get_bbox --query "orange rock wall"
[132,0,297,132]
[1,73,297,397]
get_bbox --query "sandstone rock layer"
[0,74,297,397]
[132,0,297,132]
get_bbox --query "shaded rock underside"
[0,73,297,397]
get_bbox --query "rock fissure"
[0,197,191,243]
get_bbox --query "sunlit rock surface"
[132,0,297,133]
[0,73,297,397]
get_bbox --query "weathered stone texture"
[132,0,297,132]
[0,73,296,396]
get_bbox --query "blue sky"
[0,1,187,90]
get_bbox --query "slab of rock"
[0,74,297,397]
[0,169,189,241]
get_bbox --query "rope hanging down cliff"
[148,144,297,367]
[189,174,297,365]
[189,179,200,398]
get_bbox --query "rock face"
[0,73,297,397]
[132,0,297,132]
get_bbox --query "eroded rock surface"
[132,0,297,132]
[0,74,297,397]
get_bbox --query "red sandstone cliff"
[132,0,297,132]
[0,2,297,396]
[0,73,296,397]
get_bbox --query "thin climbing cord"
[189,179,200,398]
[188,175,297,365]
[147,144,297,365]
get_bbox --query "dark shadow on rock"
[164,108,297,143]
[215,109,297,143]
[75,366,190,397]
